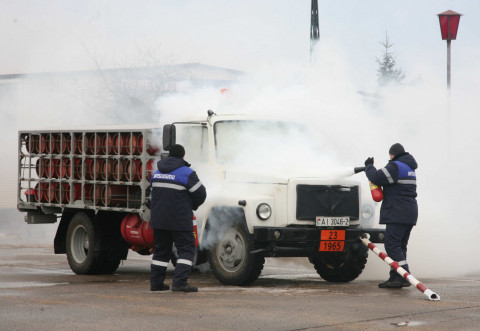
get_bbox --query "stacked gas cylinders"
[20,131,159,209]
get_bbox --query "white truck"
[17,111,384,285]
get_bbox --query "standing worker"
[364,143,418,288]
[150,144,207,292]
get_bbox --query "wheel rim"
[215,228,246,273]
[71,224,89,264]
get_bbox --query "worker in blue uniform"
[150,144,207,292]
[365,143,418,288]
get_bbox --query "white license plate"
[316,216,350,227]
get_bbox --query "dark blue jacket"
[365,152,418,225]
[150,157,207,231]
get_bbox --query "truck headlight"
[256,203,272,221]
[361,204,374,221]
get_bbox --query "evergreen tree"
[376,32,406,86]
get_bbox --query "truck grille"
[296,185,359,221]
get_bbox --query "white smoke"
[154,43,480,279]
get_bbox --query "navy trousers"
[384,223,414,281]
[150,229,196,288]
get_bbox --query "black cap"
[169,144,185,158]
[389,143,405,156]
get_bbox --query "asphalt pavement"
[1,243,479,331]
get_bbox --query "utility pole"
[310,0,319,61]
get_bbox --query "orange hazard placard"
[320,230,345,241]
[319,241,345,252]
[319,230,345,252]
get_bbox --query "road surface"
[1,243,479,331]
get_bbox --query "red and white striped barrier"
[360,234,440,301]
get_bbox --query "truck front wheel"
[66,212,120,275]
[208,225,264,286]
[309,242,368,282]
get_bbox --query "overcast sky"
[2,1,479,87]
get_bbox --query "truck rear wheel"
[309,242,368,282]
[66,212,120,275]
[208,224,264,286]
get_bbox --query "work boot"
[378,279,404,288]
[172,284,198,292]
[401,278,411,287]
[150,284,170,291]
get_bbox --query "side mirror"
[162,124,176,151]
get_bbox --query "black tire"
[66,212,120,275]
[97,259,121,274]
[309,242,368,282]
[208,224,265,286]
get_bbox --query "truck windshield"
[214,120,313,166]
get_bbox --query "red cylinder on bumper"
[120,214,199,252]
[120,214,154,250]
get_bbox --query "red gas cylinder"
[132,159,142,181]
[101,185,127,207]
[111,159,123,181]
[369,181,384,202]
[45,182,58,203]
[34,182,47,202]
[102,159,113,180]
[74,133,83,154]
[86,158,104,180]
[126,134,140,155]
[55,182,69,204]
[113,133,128,155]
[40,134,51,154]
[123,159,137,182]
[73,158,82,179]
[25,135,39,154]
[63,134,72,154]
[121,214,199,251]
[120,214,155,250]
[43,159,53,178]
[51,134,61,154]
[86,133,104,155]
[51,159,60,178]
[92,185,104,205]
[58,158,71,179]
[135,133,144,155]
[100,134,114,154]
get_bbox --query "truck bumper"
[252,226,385,257]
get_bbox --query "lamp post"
[310,0,319,61]
[437,10,462,90]
[438,10,462,165]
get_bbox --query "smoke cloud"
[154,42,480,279]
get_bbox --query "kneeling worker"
[150,144,207,292]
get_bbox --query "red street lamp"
[438,10,462,90]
